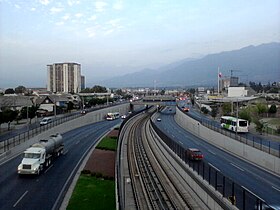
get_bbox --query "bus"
[106,112,120,120]
[220,116,249,133]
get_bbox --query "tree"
[239,109,252,123]
[20,105,38,123]
[222,102,232,115]
[4,88,15,94]
[2,109,18,130]
[15,85,27,94]
[67,101,74,111]
[256,103,267,115]
[255,120,264,134]
[201,107,209,114]
[210,107,218,119]
[115,89,123,96]
[268,104,277,114]
[80,85,107,93]
[91,85,107,93]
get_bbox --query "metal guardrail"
[0,103,128,154]
[150,120,273,210]
[0,112,81,153]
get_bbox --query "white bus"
[106,112,120,120]
[220,116,249,133]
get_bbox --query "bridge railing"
[150,119,272,210]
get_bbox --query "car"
[40,117,52,126]
[121,115,127,119]
[186,148,204,160]
[81,110,87,114]
[157,118,161,122]
[183,107,190,112]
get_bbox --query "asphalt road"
[155,107,280,209]
[178,102,280,152]
[0,119,120,210]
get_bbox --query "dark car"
[157,118,161,122]
[186,148,204,160]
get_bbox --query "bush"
[268,104,277,114]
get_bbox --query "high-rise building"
[47,62,81,93]
[81,75,85,90]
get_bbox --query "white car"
[40,117,52,126]
[121,115,127,119]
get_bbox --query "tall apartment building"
[47,62,81,93]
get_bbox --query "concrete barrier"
[175,107,280,175]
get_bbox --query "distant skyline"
[0,0,279,88]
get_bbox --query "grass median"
[67,135,117,210]
[67,174,115,210]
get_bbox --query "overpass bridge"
[131,95,177,106]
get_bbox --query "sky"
[0,0,279,88]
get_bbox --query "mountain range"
[98,42,280,88]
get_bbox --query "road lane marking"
[63,150,68,155]
[208,163,220,172]
[44,165,53,174]
[13,191,28,207]
[230,163,244,171]
[75,140,80,145]
[272,186,280,192]
[208,150,216,155]
[179,141,183,145]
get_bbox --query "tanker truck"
[17,133,64,175]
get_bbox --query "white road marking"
[13,191,28,207]
[44,165,53,174]
[272,186,280,192]
[208,150,216,155]
[75,140,80,145]
[63,150,68,155]
[179,141,183,145]
[230,163,244,172]
[208,163,220,172]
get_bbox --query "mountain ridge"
[98,42,280,88]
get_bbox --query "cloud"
[108,18,122,28]
[95,1,108,12]
[62,14,70,20]
[55,21,64,26]
[113,0,123,10]
[67,0,80,6]
[75,13,83,18]
[88,15,97,21]
[86,27,96,37]
[15,4,21,9]
[104,29,114,35]
[39,0,50,6]
[50,7,64,14]
[30,7,36,11]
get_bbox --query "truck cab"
[18,147,46,175]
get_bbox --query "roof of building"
[0,95,33,108]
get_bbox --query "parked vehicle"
[186,148,204,160]
[17,133,64,175]
[40,117,52,126]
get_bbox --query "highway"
[155,107,280,209]
[181,102,280,152]
[0,119,120,210]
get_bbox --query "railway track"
[126,110,190,209]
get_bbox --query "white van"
[40,117,52,126]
